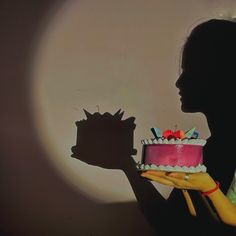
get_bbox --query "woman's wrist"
[201,181,220,196]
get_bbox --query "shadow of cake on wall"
[71,109,137,169]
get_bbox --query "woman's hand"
[141,170,217,192]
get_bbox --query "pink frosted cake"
[136,127,207,173]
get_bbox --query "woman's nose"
[175,73,183,88]
[176,70,188,88]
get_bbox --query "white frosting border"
[136,163,207,173]
[141,138,206,146]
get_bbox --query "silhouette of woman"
[141,19,236,235]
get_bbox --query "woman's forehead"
[181,47,208,69]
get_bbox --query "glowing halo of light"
[30,0,211,203]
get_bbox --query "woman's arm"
[141,170,236,226]
[122,158,169,230]
[205,187,236,226]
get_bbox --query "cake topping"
[185,127,197,138]
[150,127,162,139]
[151,127,199,140]
[162,129,185,139]
[143,127,206,146]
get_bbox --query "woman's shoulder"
[226,169,236,205]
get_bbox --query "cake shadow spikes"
[83,109,93,119]
[71,109,137,169]
[113,109,124,120]
[123,116,136,129]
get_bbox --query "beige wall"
[2,0,236,235]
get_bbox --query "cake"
[136,127,207,173]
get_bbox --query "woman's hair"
[184,19,236,72]
[181,19,236,95]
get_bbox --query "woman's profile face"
[176,20,236,115]
[175,40,211,113]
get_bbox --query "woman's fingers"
[141,170,214,191]
[141,170,168,177]
[167,172,187,179]
[163,175,198,190]
[141,170,194,189]
[141,172,175,187]
[140,170,188,188]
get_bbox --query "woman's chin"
[181,104,198,113]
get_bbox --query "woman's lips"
[178,92,183,101]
